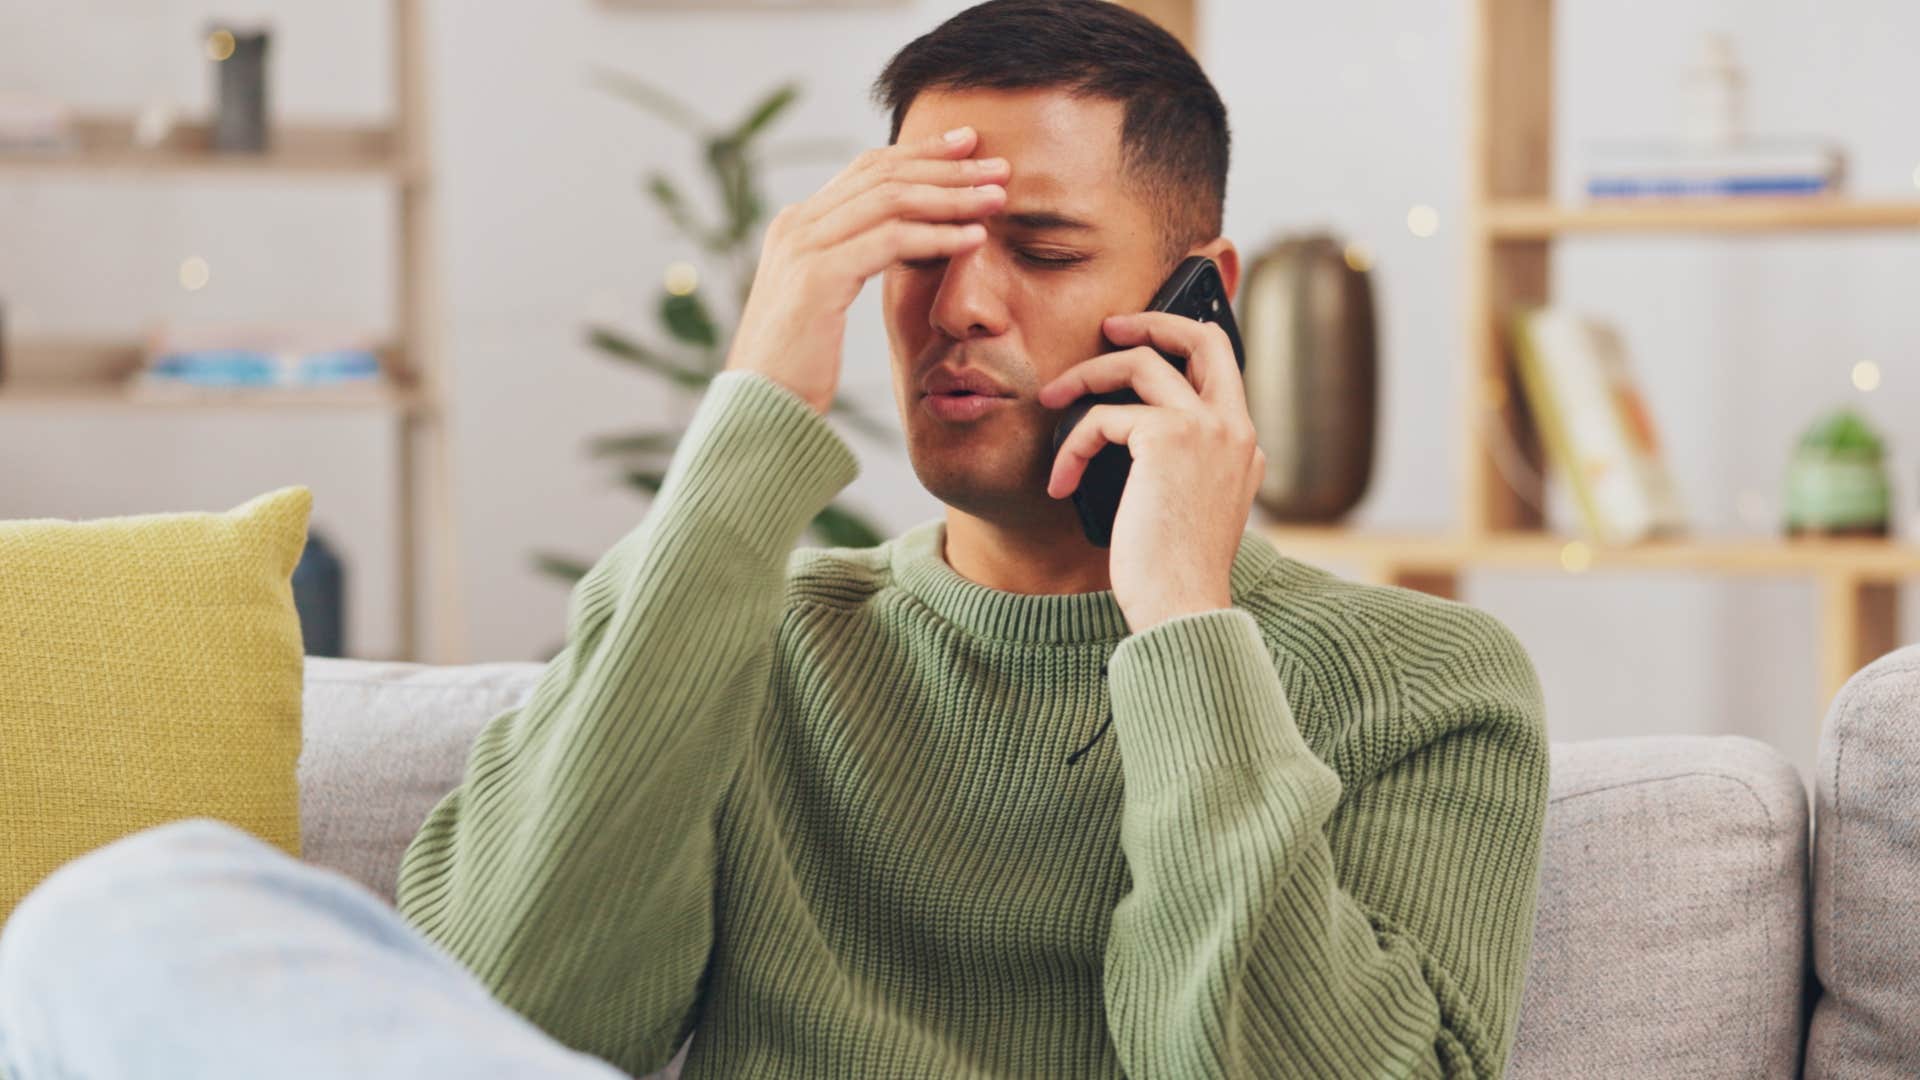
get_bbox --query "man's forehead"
[900,87,1126,224]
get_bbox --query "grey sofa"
[296,645,1920,1078]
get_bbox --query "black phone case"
[1051,255,1247,547]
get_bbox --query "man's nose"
[928,246,1009,341]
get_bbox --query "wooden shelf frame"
[1460,0,1911,715]
[1486,197,1920,236]
[1260,526,1920,581]
[0,115,415,180]
[1116,0,1916,717]
[0,340,425,412]
[0,1,464,664]
[1261,523,1907,710]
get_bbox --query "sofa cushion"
[1509,735,1809,1079]
[298,661,1814,1080]
[297,656,544,903]
[0,486,311,922]
[298,656,696,1079]
[1808,645,1920,1079]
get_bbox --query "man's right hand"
[723,125,1010,415]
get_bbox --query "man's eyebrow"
[1002,209,1098,232]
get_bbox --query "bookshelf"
[1121,0,1918,717]
[0,1,463,664]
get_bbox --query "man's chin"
[911,462,1083,529]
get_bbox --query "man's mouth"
[921,388,1015,421]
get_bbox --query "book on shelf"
[132,323,388,399]
[1584,138,1846,199]
[1510,308,1687,545]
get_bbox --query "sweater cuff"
[655,370,861,558]
[1107,608,1318,795]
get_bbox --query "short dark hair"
[871,0,1230,265]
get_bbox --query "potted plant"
[534,75,892,589]
[1784,408,1891,538]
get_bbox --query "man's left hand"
[1038,311,1266,634]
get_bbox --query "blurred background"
[3,0,1916,784]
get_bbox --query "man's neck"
[941,508,1112,596]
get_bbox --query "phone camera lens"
[1197,274,1218,300]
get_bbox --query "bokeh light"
[178,256,211,291]
[1852,361,1881,392]
[1559,541,1592,573]
[664,262,699,296]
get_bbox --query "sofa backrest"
[296,658,1814,1077]
[1808,645,1920,1079]
[1509,735,1809,1078]
[298,657,545,906]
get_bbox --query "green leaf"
[706,137,765,246]
[585,429,683,459]
[659,291,720,349]
[586,326,710,391]
[809,502,887,548]
[532,551,593,584]
[1801,409,1884,454]
[645,173,725,251]
[622,469,667,496]
[590,69,707,134]
[730,83,800,146]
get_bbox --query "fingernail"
[944,126,971,144]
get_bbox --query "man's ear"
[1189,237,1240,304]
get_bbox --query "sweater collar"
[887,518,1287,645]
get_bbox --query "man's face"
[882,87,1178,526]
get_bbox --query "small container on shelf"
[1784,409,1891,539]
[206,22,272,153]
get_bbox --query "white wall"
[4,0,1916,782]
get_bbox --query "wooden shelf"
[1484,197,1920,237]
[0,340,423,412]
[0,115,413,180]
[1463,0,1914,714]
[2,1,461,664]
[0,378,424,412]
[1261,524,1920,581]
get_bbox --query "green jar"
[1784,409,1890,537]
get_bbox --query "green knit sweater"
[395,370,1550,1079]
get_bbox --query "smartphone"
[1050,255,1246,548]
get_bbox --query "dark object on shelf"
[208,23,271,153]
[1784,409,1890,538]
[292,526,345,657]
[1239,232,1378,523]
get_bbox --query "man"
[389,0,1543,1068]
[0,2,1548,1077]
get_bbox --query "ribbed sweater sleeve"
[393,370,857,1075]
[1101,606,1548,1079]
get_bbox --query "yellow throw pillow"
[0,486,310,922]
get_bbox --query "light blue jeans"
[0,818,631,1079]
